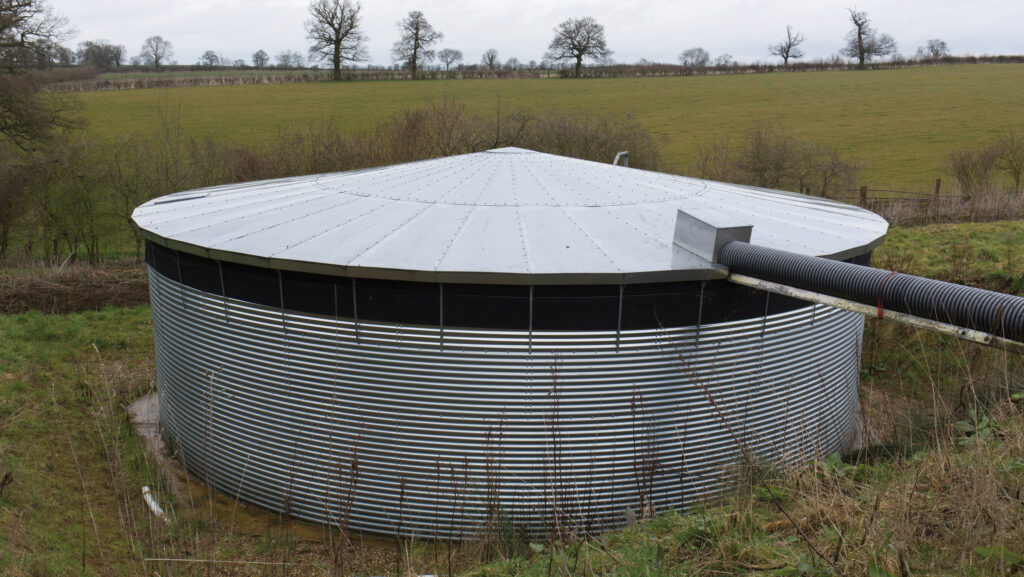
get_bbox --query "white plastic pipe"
[142,485,170,524]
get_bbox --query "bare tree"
[768,25,806,66]
[544,16,611,78]
[481,48,499,70]
[276,50,305,68]
[252,49,269,68]
[200,50,219,67]
[0,0,78,253]
[0,0,69,71]
[438,48,462,71]
[391,10,442,79]
[0,0,77,147]
[52,44,73,66]
[0,146,30,257]
[840,9,896,68]
[713,53,734,67]
[306,0,367,81]
[111,43,127,67]
[949,147,996,196]
[77,40,126,69]
[678,47,710,68]
[139,35,173,70]
[505,57,520,70]
[916,38,949,61]
[994,130,1024,196]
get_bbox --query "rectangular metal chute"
[673,209,752,263]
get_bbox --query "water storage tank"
[133,148,888,537]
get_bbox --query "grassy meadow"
[77,63,1024,191]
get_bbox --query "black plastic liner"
[719,241,1024,343]
[144,240,817,330]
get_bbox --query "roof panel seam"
[260,196,394,256]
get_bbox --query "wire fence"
[841,180,1024,226]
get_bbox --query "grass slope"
[0,307,155,575]
[77,64,1024,190]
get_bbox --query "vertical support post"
[696,281,705,338]
[934,178,941,198]
[616,285,623,352]
[276,269,284,310]
[760,292,770,338]
[278,270,289,390]
[219,261,228,322]
[351,278,359,344]
[175,250,186,311]
[859,186,868,207]
[528,285,534,353]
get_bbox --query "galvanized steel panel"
[133,149,888,284]
[150,270,863,537]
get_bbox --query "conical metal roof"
[133,148,888,284]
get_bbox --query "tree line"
[23,1,969,82]
[284,4,945,79]
[303,2,611,80]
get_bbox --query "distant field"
[76,64,1024,191]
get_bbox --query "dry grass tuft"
[868,189,1024,227]
[768,389,1024,575]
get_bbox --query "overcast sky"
[54,0,1023,67]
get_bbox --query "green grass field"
[76,64,1024,191]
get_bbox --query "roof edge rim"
[141,230,885,286]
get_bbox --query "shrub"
[949,147,997,197]
[949,129,1024,197]
[694,122,858,197]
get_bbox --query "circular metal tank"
[133,148,888,537]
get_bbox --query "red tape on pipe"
[877,271,899,319]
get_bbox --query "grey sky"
[55,0,1023,67]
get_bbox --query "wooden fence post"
[859,186,868,206]
[934,179,941,198]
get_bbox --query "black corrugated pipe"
[719,241,1024,344]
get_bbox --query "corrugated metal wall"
[149,268,863,537]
